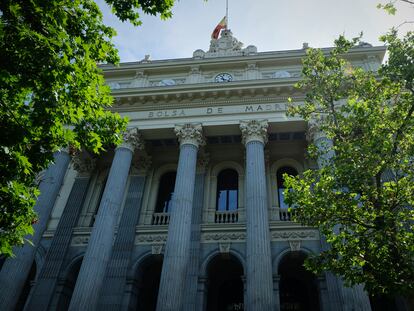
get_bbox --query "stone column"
[240,120,275,311]
[308,120,371,311]
[25,152,95,310]
[156,124,205,311]
[68,129,142,311]
[0,149,70,311]
[99,154,151,310]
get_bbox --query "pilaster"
[99,154,150,310]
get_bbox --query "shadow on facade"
[16,261,37,311]
[370,294,412,311]
[128,254,163,311]
[206,253,244,311]
[56,256,83,310]
[278,251,320,311]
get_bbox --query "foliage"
[0,0,175,256]
[377,0,414,15]
[285,32,414,295]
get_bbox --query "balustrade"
[278,208,296,221]
[152,212,170,225]
[215,210,239,223]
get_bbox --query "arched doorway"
[206,254,244,311]
[56,257,83,311]
[278,251,320,311]
[132,254,163,311]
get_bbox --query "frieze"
[202,232,246,242]
[135,234,167,244]
[271,230,319,241]
[145,103,286,120]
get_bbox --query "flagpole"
[226,0,229,30]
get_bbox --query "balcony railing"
[152,212,170,225]
[215,210,239,224]
[278,208,297,221]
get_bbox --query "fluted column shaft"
[69,129,141,311]
[156,124,204,311]
[26,152,95,310]
[310,122,371,311]
[0,150,70,311]
[241,120,275,311]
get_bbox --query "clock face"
[215,73,233,83]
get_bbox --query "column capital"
[307,118,326,142]
[174,123,205,147]
[240,119,269,145]
[71,150,96,175]
[119,128,144,152]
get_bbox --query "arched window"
[216,169,238,211]
[277,166,298,209]
[155,172,176,213]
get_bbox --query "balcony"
[152,212,170,225]
[277,208,297,221]
[215,210,239,224]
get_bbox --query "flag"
[211,16,227,39]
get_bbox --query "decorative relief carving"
[130,154,152,175]
[120,128,144,152]
[107,82,120,90]
[71,150,96,174]
[271,230,318,241]
[174,123,205,147]
[136,234,167,244]
[152,244,164,255]
[202,232,246,242]
[273,71,291,79]
[197,150,210,172]
[219,242,231,253]
[239,119,269,145]
[306,118,323,142]
[289,240,301,251]
[130,71,148,88]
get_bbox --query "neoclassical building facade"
[1,30,406,311]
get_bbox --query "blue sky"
[98,0,413,62]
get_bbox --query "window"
[155,172,176,213]
[216,169,238,211]
[277,166,298,209]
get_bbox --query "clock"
[215,73,233,83]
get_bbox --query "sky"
[97,0,414,62]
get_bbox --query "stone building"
[0,30,406,311]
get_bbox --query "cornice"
[100,46,386,75]
[110,78,305,112]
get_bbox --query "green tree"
[0,0,175,256]
[285,32,414,296]
[377,0,414,15]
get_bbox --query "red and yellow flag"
[211,16,227,39]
